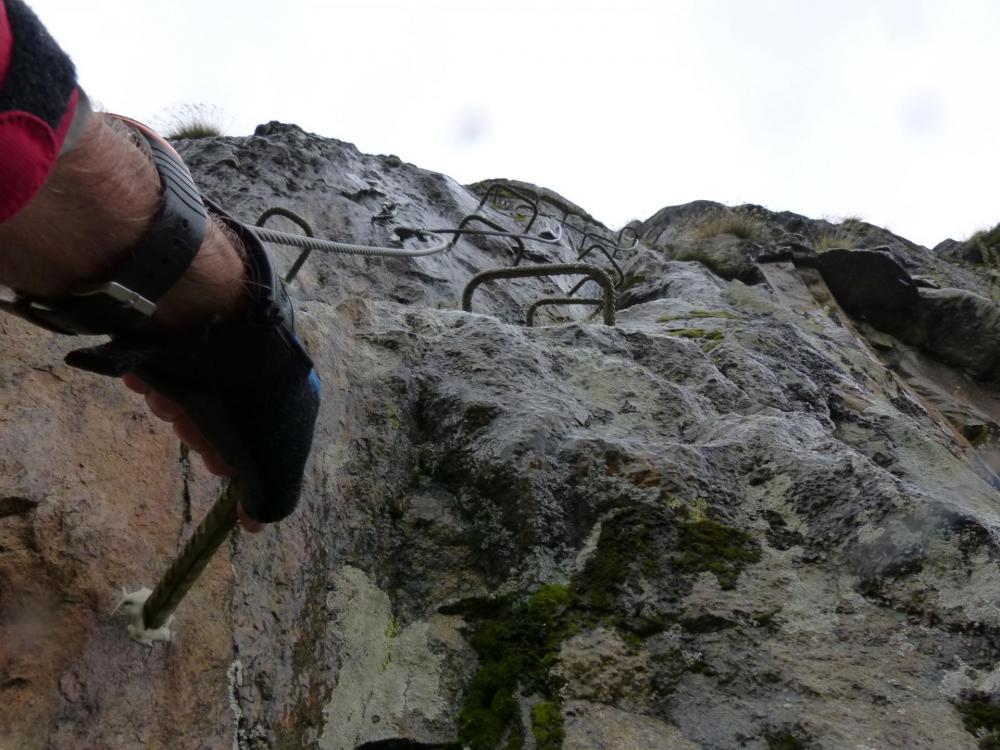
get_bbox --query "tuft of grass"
[814,228,862,252]
[672,247,729,276]
[692,213,764,242]
[965,224,1000,266]
[160,103,226,140]
[168,121,223,140]
[812,215,870,251]
[959,225,1000,302]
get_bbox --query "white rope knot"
[113,587,173,644]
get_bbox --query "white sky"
[28,0,1000,247]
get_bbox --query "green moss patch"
[765,726,813,749]
[572,508,661,613]
[672,247,728,275]
[442,585,575,750]
[573,508,759,610]
[702,340,723,353]
[675,519,761,590]
[963,423,997,449]
[618,272,647,293]
[531,701,565,750]
[657,309,743,322]
[446,507,762,747]
[958,697,1000,748]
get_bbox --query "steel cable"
[247,222,562,260]
[249,225,452,258]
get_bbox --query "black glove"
[66,211,322,523]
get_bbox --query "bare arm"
[0,113,245,328]
[0,1,316,529]
[0,113,265,532]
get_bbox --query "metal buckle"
[0,282,156,335]
[76,281,157,317]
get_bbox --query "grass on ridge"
[161,103,225,140]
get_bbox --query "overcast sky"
[29,0,1000,247]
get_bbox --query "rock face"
[2,122,1000,750]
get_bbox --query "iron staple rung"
[463,263,616,327]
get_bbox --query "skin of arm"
[0,113,265,532]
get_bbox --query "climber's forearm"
[0,113,246,328]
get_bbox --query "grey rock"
[912,288,1000,380]
[1,125,999,750]
[813,248,920,322]
[563,701,700,750]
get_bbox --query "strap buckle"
[76,281,157,317]
[0,281,156,336]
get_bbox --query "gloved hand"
[0,2,320,524]
[65,209,322,525]
[0,0,91,222]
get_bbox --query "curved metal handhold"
[576,229,639,261]
[424,223,564,246]
[577,242,625,287]
[476,183,541,232]
[256,206,315,235]
[255,207,316,283]
[577,230,612,250]
[556,209,588,234]
[618,225,640,244]
[526,297,605,327]
[462,263,616,326]
[571,230,616,258]
[424,220,565,266]
[549,213,613,247]
[450,215,527,264]
[613,225,641,258]
[560,207,580,224]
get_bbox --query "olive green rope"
[142,482,239,630]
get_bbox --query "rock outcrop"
[2,122,1000,750]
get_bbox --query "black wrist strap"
[1,119,208,335]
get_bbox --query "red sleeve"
[0,2,11,84]
[0,0,80,222]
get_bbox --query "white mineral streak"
[227,660,245,750]
[317,566,462,750]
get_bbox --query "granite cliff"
[2,122,1000,750]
